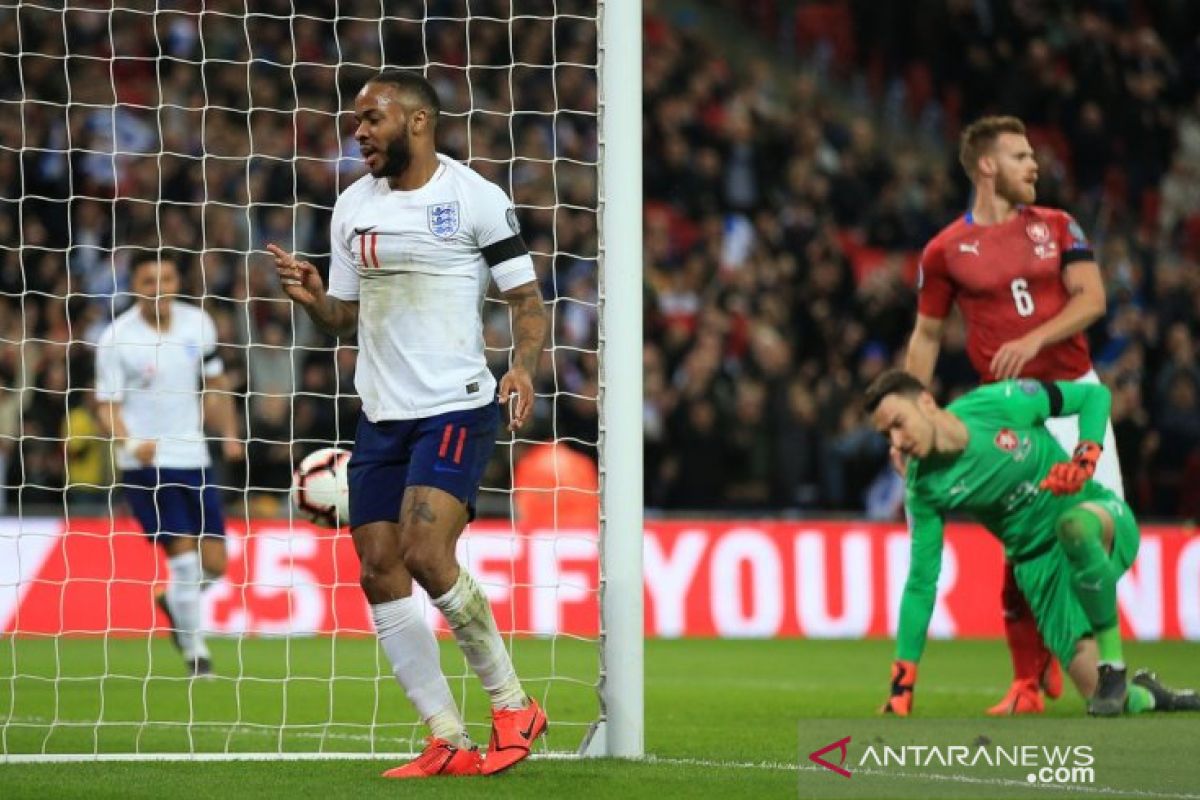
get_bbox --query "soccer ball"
[291,447,351,527]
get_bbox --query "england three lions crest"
[428,201,460,238]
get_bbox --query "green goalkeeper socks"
[1125,684,1155,714]
[1095,626,1123,666]
[1055,507,1124,662]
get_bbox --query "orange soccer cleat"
[881,660,918,716]
[381,737,483,779]
[986,679,1045,716]
[481,698,548,776]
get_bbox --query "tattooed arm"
[498,280,547,431]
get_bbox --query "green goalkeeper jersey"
[895,379,1113,662]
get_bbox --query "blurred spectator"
[62,392,110,508]
[512,442,599,529]
[0,351,19,515]
[724,379,773,507]
[1110,372,1152,506]
[775,381,823,509]
[1147,369,1200,515]
[245,393,299,502]
[663,397,727,509]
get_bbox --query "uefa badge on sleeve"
[427,201,460,238]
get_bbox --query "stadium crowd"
[1,0,1198,519]
[641,0,1200,518]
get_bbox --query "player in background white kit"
[94,254,243,677]
[268,70,549,779]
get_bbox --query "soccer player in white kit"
[94,254,243,677]
[268,70,549,779]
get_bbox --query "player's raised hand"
[498,366,534,432]
[880,660,918,716]
[267,243,324,306]
[990,333,1043,380]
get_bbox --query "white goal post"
[585,0,643,759]
[0,0,642,762]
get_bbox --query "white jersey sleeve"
[471,181,536,292]
[201,310,224,379]
[94,324,122,402]
[327,189,360,301]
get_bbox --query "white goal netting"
[0,0,608,759]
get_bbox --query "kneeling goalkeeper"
[864,369,1198,716]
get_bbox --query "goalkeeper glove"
[881,660,918,716]
[1040,440,1102,496]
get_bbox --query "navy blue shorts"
[122,467,226,544]
[348,402,500,529]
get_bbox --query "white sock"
[166,550,208,660]
[432,570,525,710]
[201,570,221,591]
[371,597,467,747]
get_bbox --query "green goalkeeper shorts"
[1012,495,1140,667]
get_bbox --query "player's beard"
[377,122,412,179]
[996,169,1036,206]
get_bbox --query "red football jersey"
[916,205,1095,383]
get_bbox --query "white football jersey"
[327,153,537,421]
[95,302,224,470]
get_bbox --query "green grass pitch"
[2,637,1198,799]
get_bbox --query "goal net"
[0,0,641,761]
